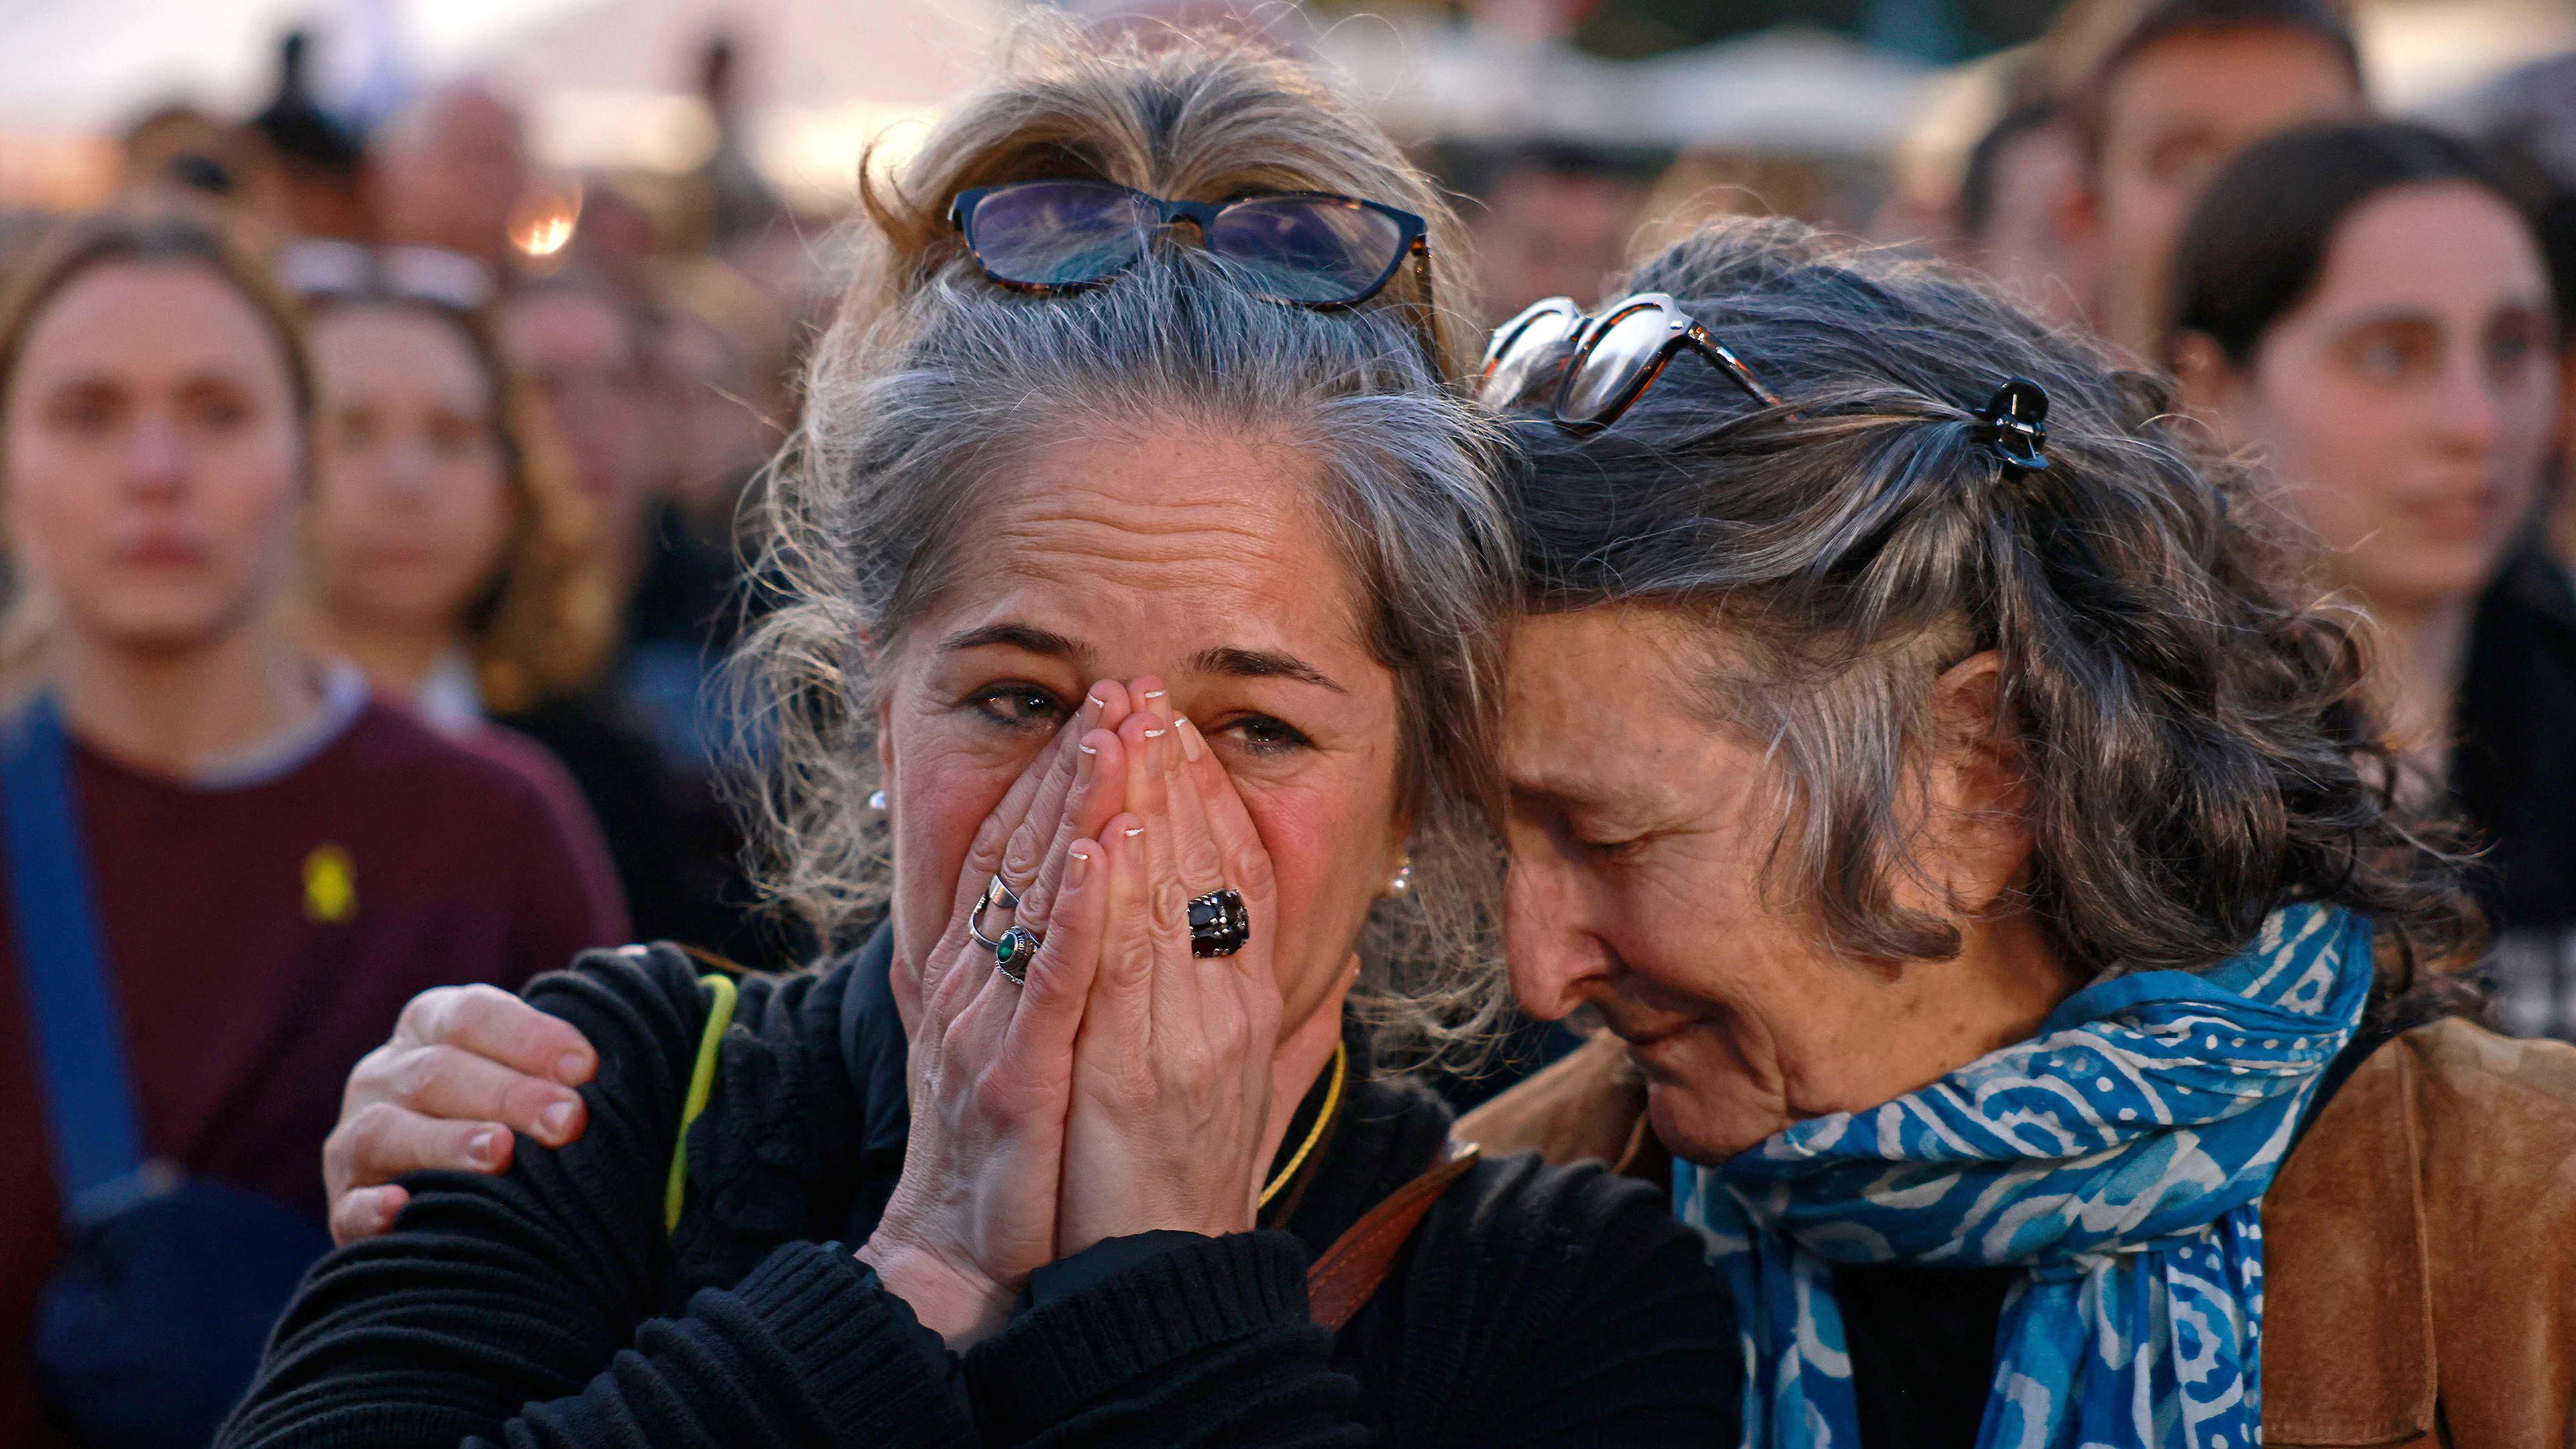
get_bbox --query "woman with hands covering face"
[227,32,1732,1449]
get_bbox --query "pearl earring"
[1387,859,1411,895]
[868,790,888,812]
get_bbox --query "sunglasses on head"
[1479,292,1783,431]
[949,178,1431,310]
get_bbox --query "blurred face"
[877,424,1409,1046]
[659,316,766,517]
[2086,27,2363,354]
[2203,183,2558,612]
[498,289,654,545]
[1972,122,2093,330]
[1501,607,2050,1164]
[378,91,529,263]
[1472,168,1648,321]
[307,305,513,639]
[2,262,303,655]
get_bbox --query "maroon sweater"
[0,702,629,1446]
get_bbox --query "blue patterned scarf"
[1676,902,2374,1449]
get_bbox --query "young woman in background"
[2168,120,2576,1036]
[294,274,627,928]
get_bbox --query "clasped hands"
[855,678,1292,1346]
[319,678,1311,1350]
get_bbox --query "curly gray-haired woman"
[1464,216,2574,1446]
[219,32,1732,1449]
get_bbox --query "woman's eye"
[2487,319,2546,377]
[969,684,1065,729]
[1218,713,1313,757]
[2353,337,2418,382]
[188,388,252,431]
[425,412,488,459]
[47,390,116,433]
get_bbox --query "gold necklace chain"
[1257,1039,1347,1209]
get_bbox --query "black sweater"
[219,933,1736,1448]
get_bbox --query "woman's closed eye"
[1574,827,1651,859]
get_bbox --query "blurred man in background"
[2055,0,2365,356]
[373,83,529,272]
[1464,140,1658,323]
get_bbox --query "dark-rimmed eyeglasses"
[949,179,1430,310]
[1478,292,1782,431]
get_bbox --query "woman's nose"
[2430,352,2504,455]
[1501,853,1607,1022]
[124,416,188,494]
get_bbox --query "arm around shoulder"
[219,947,977,1449]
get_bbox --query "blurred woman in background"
[2168,121,2576,1036]
[298,270,614,742]
[288,246,729,951]
[0,208,625,1448]
[295,268,625,924]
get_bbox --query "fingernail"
[555,1051,591,1084]
[469,1127,502,1166]
[540,1099,578,1140]
[1124,824,1146,838]
[1066,846,1093,890]
[1175,716,1207,762]
[1142,725,1166,739]
[1078,740,1098,755]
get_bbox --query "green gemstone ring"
[993,926,1039,983]
[967,872,1040,983]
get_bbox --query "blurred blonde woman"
[293,260,616,735]
[290,250,704,938]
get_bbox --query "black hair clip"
[1974,377,2050,480]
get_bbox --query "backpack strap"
[1,696,150,1223]
[1305,1137,1480,1331]
[663,972,739,1234]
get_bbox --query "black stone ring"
[1187,889,1251,958]
[969,873,1040,983]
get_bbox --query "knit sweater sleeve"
[957,1157,1736,1447]
[216,947,976,1449]
[965,1229,1362,1448]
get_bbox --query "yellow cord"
[1258,1040,1346,1210]
[664,973,739,1234]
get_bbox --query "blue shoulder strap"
[1,696,149,1221]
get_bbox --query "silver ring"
[969,873,1039,983]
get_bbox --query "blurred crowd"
[0,0,2571,1442]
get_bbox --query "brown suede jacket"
[1456,1018,2576,1446]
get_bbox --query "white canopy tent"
[0,0,1020,209]
[0,0,2566,211]
[1319,23,1937,156]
